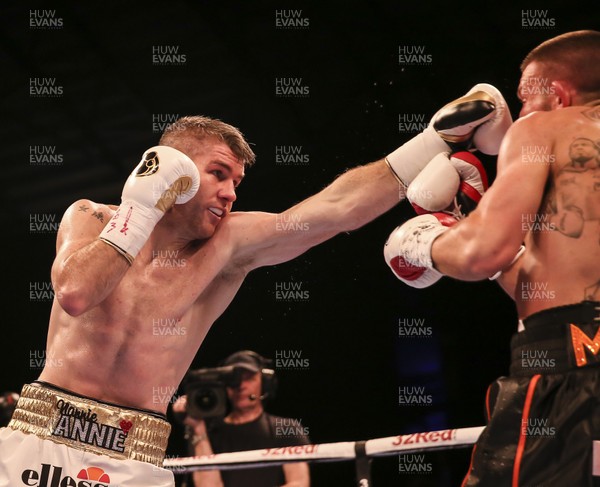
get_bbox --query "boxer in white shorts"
[1,87,510,485]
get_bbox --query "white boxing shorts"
[0,382,174,487]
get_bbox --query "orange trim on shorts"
[512,374,541,487]
[484,383,493,421]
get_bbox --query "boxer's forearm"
[431,226,501,280]
[431,210,521,280]
[52,239,130,316]
[304,159,401,233]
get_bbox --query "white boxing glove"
[408,151,488,219]
[407,153,460,214]
[386,83,511,193]
[433,83,513,155]
[384,213,457,288]
[99,146,200,263]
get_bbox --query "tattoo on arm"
[76,205,105,223]
[92,211,105,223]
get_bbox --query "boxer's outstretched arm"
[430,112,551,279]
[230,83,512,273]
[232,159,401,270]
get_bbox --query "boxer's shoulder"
[515,110,557,127]
[212,210,277,271]
[519,106,595,127]
[503,110,565,145]
[190,211,252,266]
[511,107,600,151]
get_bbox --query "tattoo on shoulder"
[78,204,89,212]
[582,106,600,122]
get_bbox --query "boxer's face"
[518,61,558,117]
[183,139,245,239]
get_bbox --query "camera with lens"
[183,366,242,419]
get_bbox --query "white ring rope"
[164,425,485,473]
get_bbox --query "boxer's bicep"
[229,207,340,270]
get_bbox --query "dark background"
[1,1,598,485]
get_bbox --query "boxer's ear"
[549,80,573,109]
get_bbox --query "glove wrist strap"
[99,201,162,263]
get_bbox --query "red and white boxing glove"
[386,84,511,193]
[408,151,488,219]
[384,213,457,288]
[99,146,200,263]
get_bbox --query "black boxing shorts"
[462,300,600,486]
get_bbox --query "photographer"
[174,351,310,487]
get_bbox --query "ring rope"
[164,425,485,473]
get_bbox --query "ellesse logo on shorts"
[21,464,113,486]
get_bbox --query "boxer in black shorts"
[385,30,600,485]
[466,301,600,485]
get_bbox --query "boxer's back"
[517,104,600,318]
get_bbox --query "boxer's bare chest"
[101,240,245,332]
